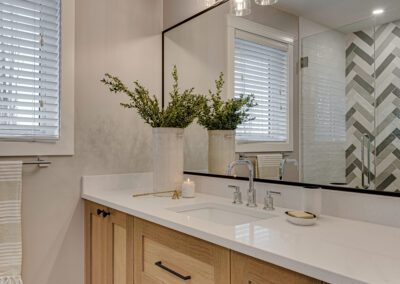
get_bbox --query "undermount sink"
[167,203,276,226]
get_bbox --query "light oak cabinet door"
[85,201,134,284]
[231,252,322,284]
[134,218,230,284]
[85,201,109,284]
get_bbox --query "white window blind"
[234,30,289,143]
[0,0,60,141]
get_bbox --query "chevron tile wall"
[346,21,400,192]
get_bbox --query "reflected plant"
[198,73,256,130]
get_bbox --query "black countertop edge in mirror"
[184,171,400,197]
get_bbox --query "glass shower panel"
[301,30,347,186]
[302,12,400,192]
[301,19,377,189]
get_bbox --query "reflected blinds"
[234,30,289,142]
[0,0,60,140]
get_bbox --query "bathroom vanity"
[82,173,400,284]
[85,200,321,284]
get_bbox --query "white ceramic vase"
[153,127,184,193]
[208,130,236,175]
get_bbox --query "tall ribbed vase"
[208,130,236,175]
[153,128,184,194]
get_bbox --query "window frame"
[0,0,74,156]
[227,15,294,153]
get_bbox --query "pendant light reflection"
[231,0,251,16]
[255,0,278,5]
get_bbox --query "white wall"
[163,0,210,29]
[0,0,163,283]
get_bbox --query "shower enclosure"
[301,13,400,192]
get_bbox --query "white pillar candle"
[182,178,195,198]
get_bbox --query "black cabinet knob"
[96,209,111,218]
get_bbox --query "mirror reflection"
[163,0,400,193]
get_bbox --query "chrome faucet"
[227,160,257,207]
[263,190,281,211]
[228,185,242,204]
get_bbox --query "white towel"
[256,154,282,179]
[0,161,23,284]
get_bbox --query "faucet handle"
[263,190,281,211]
[228,185,242,204]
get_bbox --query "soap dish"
[285,211,317,226]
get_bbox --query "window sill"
[0,138,74,157]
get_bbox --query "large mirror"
[163,0,400,194]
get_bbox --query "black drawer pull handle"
[96,209,111,218]
[154,261,191,281]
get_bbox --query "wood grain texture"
[112,224,127,284]
[85,201,109,284]
[86,201,323,284]
[84,201,134,284]
[134,218,230,284]
[231,251,322,284]
[108,209,133,284]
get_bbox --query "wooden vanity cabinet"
[231,251,322,284]
[133,218,230,284]
[85,201,323,284]
[85,201,134,284]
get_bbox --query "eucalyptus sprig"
[101,66,206,128]
[198,73,256,130]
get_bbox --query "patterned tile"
[375,53,396,78]
[376,174,396,191]
[346,21,400,191]
[346,144,356,158]
[355,31,374,46]
[376,83,397,106]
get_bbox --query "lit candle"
[182,178,195,198]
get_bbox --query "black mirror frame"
[161,0,400,197]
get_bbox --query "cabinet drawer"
[231,252,321,284]
[134,218,230,284]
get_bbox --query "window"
[0,0,61,141]
[227,17,294,152]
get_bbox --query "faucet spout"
[227,159,257,207]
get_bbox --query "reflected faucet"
[227,160,257,207]
[279,158,298,181]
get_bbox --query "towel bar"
[23,158,51,167]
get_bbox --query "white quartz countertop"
[82,186,400,284]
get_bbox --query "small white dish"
[285,211,317,226]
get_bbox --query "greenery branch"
[198,73,256,130]
[101,66,206,128]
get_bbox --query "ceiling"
[273,0,400,29]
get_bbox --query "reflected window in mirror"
[227,17,294,152]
